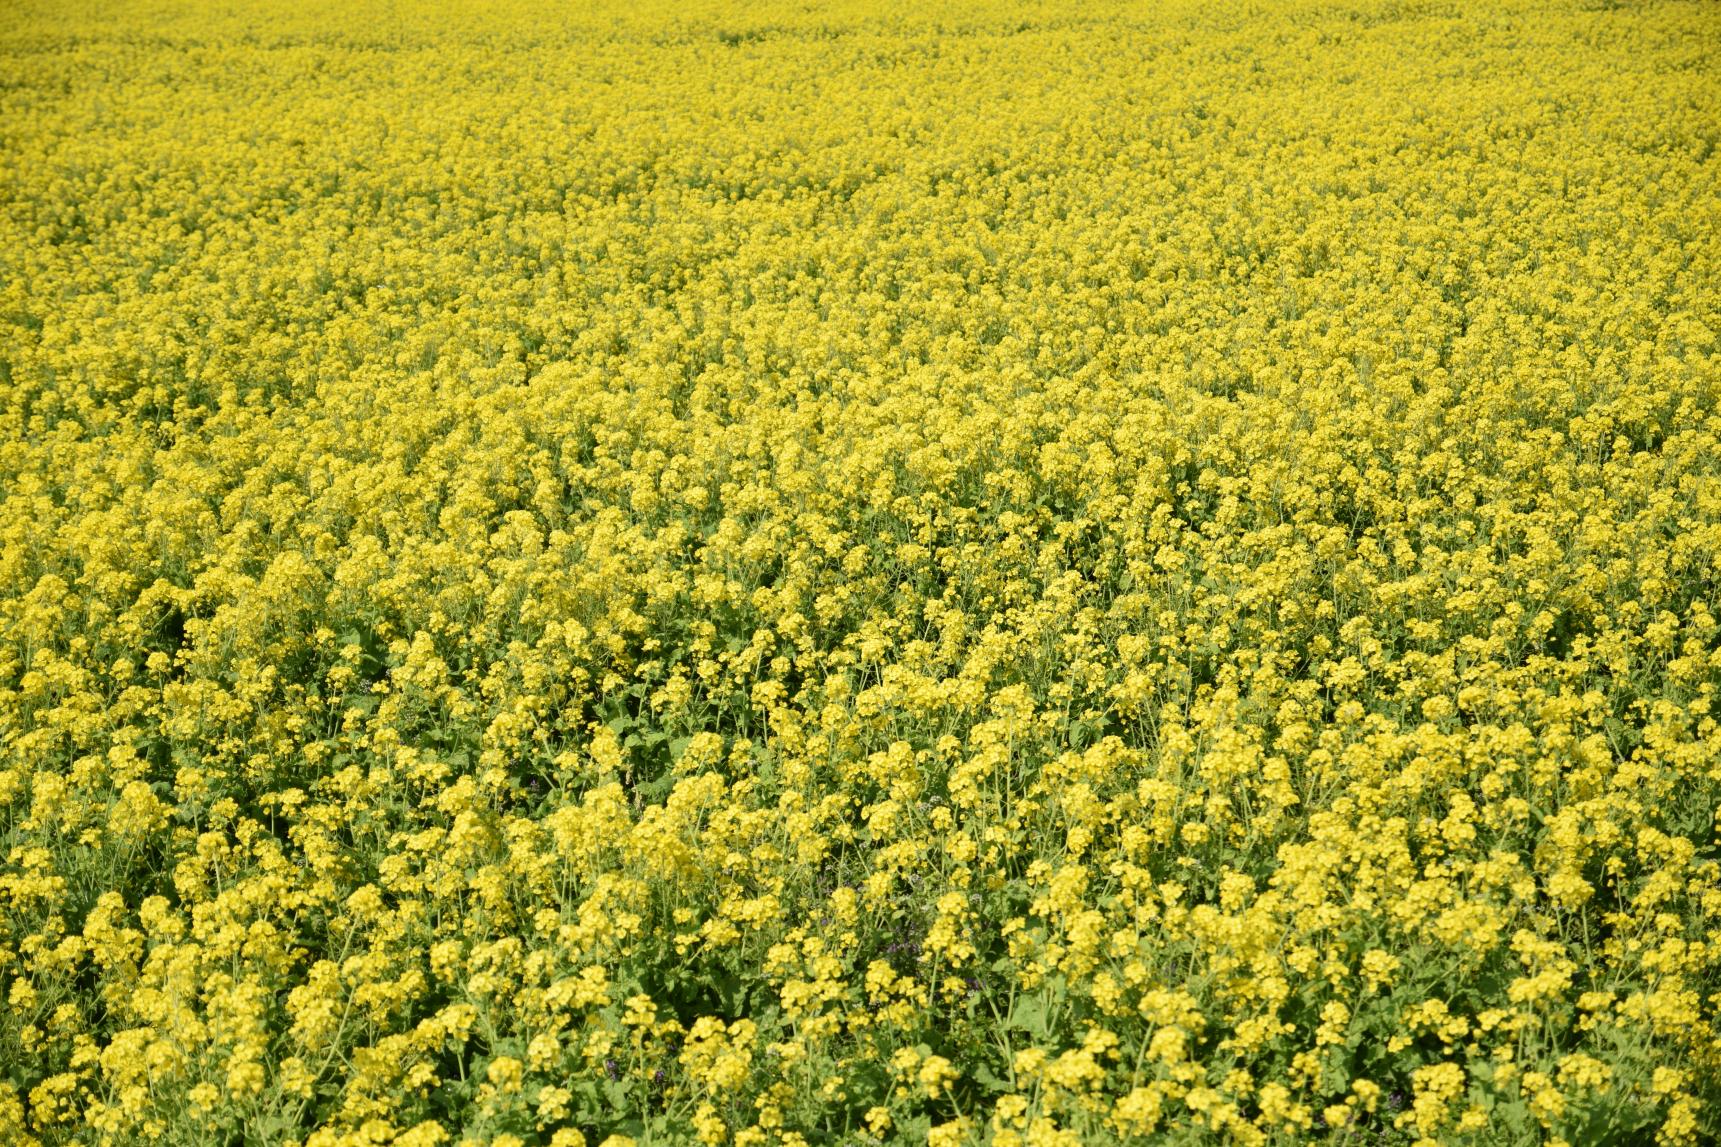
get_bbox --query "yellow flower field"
[2,0,1719,1143]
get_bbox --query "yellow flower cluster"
[2,0,1719,1144]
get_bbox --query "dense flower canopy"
[2,0,1719,1144]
